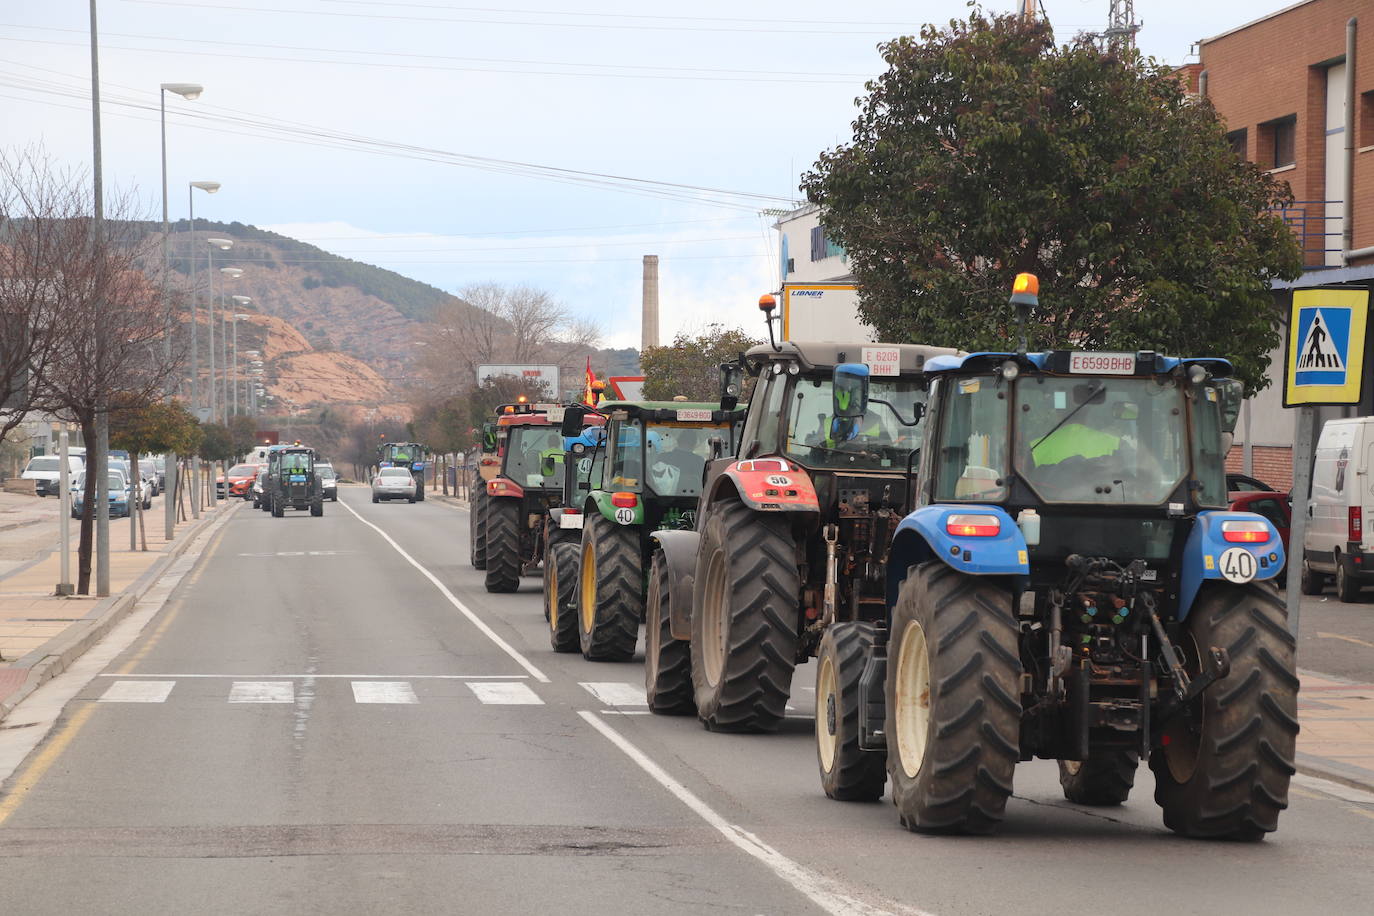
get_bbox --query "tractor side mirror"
[832,363,870,419]
[560,406,587,437]
[1213,378,1244,434]
[719,363,744,411]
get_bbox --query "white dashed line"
[98,680,175,703]
[579,681,648,707]
[467,682,543,705]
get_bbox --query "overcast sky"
[3,0,1291,349]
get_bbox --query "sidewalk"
[0,494,235,718]
[1296,669,1374,791]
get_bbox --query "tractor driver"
[1024,397,1165,499]
[648,427,708,496]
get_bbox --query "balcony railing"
[1268,201,1343,269]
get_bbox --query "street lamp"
[187,179,220,518]
[217,267,243,421]
[205,239,233,423]
[231,300,251,416]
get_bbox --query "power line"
[322,0,919,28]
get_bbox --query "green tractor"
[546,402,745,664]
[266,446,324,518]
[378,441,428,501]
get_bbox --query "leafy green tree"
[109,399,201,457]
[800,12,1303,392]
[640,324,761,401]
[198,423,236,463]
[228,414,257,457]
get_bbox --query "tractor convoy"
[463,278,1298,841]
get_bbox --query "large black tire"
[816,622,887,801]
[1299,557,1324,595]
[1336,558,1361,602]
[886,562,1021,834]
[545,541,581,652]
[484,498,522,593]
[577,511,642,661]
[310,500,323,518]
[645,549,694,715]
[271,497,284,518]
[1057,751,1138,806]
[690,500,800,733]
[1150,582,1299,840]
[470,484,489,570]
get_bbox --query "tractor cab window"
[1189,381,1232,508]
[609,419,646,489]
[784,376,926,470]
[646,422,726,498]
[934,376,1009,501]
[1015,376,1187,505]
[280,453,313,472]
[504,425,563,488]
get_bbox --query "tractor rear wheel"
[645,549,693,715]
[690,500,800,733]
[577,511,641,661]
[1150,582,1298,840]
[484,497,522,593]
[311,500,323,517]
[271,497,284,518]
[1057,751,1138,806]
[816,622,886,801]
[544,541,581,652]
[470,484,489,569]
[886,562,1021,834]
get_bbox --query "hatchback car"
[71,470,132,519]
[317,463,339,501]
[372,467,417,503]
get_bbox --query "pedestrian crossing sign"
[1284,288,1370,406]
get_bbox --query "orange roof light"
[517,395,528,404]
[758,294,777,312]
[1012,273,1039,296]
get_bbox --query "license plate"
[1069,352,1136,375]
[676,409,712,421]
[862,347,901,376]
[559,514,584,529]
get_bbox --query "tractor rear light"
[946,513,1000,537]
[736,458,788,473]
[1351,507,1363,542]
[611,492,638,508]
[1222,519,1270,543]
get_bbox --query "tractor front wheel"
[1057,751,1138,806]
[470,484,489,569]
[546,541,581,652]
[577,511,641,661]
[816,622,886,801]
[690,500,799,733]
[1149,582,1298,840]
[484,498,521,593]
[886,562,1021,834]
[645,549,693,715]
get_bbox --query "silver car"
[371,467,417,503]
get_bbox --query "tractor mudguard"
[710,458,820,513]
[488,478,525,499]
[1177,509,1284,620]
[650,529,700,641]
[886,505,1030,609]
[589,489,643,526]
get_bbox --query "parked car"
[138,459,161,496]
[20,455,84,497]
[371,466,417,503]
[1302,417,1374,600]
[109,460,152,509]
[316,462,338,501]
[70,469,132,519]
[1227,472,1275,493]
[1230,489,1290,585]
[218,463,260,500]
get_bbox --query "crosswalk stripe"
[98,680,175,703]
[579,682,647,707]
[467,682,543,705]
[228,681,294,704]
[351,681,418,704]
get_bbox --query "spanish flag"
[583,357,599,406]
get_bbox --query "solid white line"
[352,681,419,704]
[339,499,550,683]
[98,680,175,703]
[577,711,929,916]
[580,681,649,707]
[94,673,528,680]
[468,682,543,705]
[228,681,294,704]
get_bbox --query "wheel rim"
[1062,760,1082,776]
[701,549,728,687]
[816,653,839,772]
[580,540,597,633]
[645,570,661,684]
[1162,631,1203,784]
[548,555,560,630]
[894,619,932,780]
[1337,563,1347,592]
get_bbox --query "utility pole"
[89,0,110,597]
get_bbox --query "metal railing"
[1268,201,1343,269]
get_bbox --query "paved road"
[1,486,1372,915]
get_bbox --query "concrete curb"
[1297,754,1374,794]
[0,503,237,722]
[0,517,49,534]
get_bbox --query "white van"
[1303,417,1374,600]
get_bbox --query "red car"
[1229,489,1291,577]
[218,463,262,499]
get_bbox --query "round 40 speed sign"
[1218,547,1258,584]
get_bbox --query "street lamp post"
[205,239,232,426]
[231,302,251,416]
[217,271,243,420]
[188,180,220,519]
[159,82,200,541]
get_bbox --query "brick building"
[1189,0,1374,490]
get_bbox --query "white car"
[372,467,417,503]
[21,455,84,497]
[317,463,339,501]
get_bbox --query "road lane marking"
[577,711,925,916]
[95,673,528,679]
[468,682,543,705]
[352,681,418,704]
[1316,631,1374,650]
[228,681,294,704]
[338,499,550,683]
[98,681,175,703]
[579,681,648,707]
[0,705,97,827]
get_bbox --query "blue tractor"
[378,441,428,501]
[816,275,1297,840]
